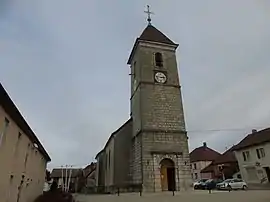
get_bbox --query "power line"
[186,126,267,133]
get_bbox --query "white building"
[234,129,270,185]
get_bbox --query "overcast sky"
[1,0,270,169]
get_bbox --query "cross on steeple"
[144,5,154,25]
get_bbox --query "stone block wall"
[140,132,192,192]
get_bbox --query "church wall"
[113,119,133,187]
[138,45,186,132]
[130,54,142,137]
[96,151,105,187]
[132,134,142,184]
[141,132,192,192]
[104,138,114,189]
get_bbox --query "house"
[201,146,240,180]
[50,168,84,193]
[80,163,97,193]
[190,142,221,180]
[0,83,51,202]
[83,162,97,188]
[233,128,270,185]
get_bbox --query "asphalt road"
[74,190,270,202]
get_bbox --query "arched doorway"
[160,158,176,191]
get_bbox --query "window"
[256,148,265,159]
[242,151,250,161]
[194,163,197,169]
[155,52,163,67]
[14,132,22,157]
[194,173,198,179]
[0,118,10,147]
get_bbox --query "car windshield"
[200,179,208,183]
[205,179,213,183]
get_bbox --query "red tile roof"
[212,146,237,165]
[201,163,214,173]
[233,128,270,151]
[201,146,238,173]
[190,144,221,163]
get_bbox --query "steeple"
[139,25,176,45]
[127,24,178,64]
[127,6,178,64]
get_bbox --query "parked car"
[216,178,248,190]
[193,179,208,189]
[204,179,224,190]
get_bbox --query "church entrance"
[160,158,176,191]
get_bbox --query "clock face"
[154,72,167,83]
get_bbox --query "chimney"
[252,129,257,134]
[203,142,207,147]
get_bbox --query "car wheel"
[242,185,247,190]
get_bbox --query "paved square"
[75,190,270,202]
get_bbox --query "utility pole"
[67,165,73,192]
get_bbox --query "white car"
[216,178,248,190]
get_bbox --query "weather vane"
[144,5,154,25]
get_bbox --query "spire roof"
[139,24,176,45]
[127,24,178,64]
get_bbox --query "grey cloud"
[1,0,270,168]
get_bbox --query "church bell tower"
[128,6,192,192]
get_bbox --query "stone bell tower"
[128,6,192,192]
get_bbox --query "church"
[95,11,192,193]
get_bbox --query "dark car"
[204,179,224,190]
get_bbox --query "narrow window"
[14,132,22,157]
[242,152,246,161]
[256,148,265,159]
[243,151,250,161]
[0,117,10,147]
[155,52,163,67]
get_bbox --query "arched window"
[155,52,163,67]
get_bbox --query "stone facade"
[129,27,192,192]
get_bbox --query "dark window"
[14,132,22,157]
[0,118,10,147]
[242,151,250,161]
[256,148,265,159]
[155,52,163,67]
[194,163,197,169]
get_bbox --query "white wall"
[234,142,270,184]
[191,161,212,180]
